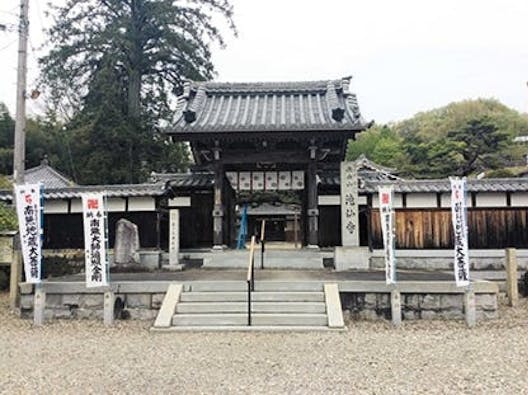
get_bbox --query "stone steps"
[153,281,345,331]
[172,313,329,327]
[176,301,326,314]
[180,291,324,303]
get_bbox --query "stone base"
[306,244,320,250]
[334,247,371,271]
[212,245,226,251]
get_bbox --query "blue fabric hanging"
[236,204,248,249]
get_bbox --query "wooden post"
[212,162,224,248]
[9,237,22,309]
[390,289,401,327]
[306,160,318,247]
[505,248,519,307]
[103,291,115,326]
[293,213,299,249]
[33,285,45,326]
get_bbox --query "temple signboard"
[340,161,359,247]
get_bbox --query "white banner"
[450,177,470,287]
[82,193,109,287]
[379,186,396,284]
[15,184,43,284]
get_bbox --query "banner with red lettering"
[378,186,396,284]
[15,184,43,284]
[450,177,470,287]
[82,193,108,287]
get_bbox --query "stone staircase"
[152,281,345,331]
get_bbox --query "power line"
[0,38,17,51]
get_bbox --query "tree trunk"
[127,0,142,120]
[128,68,141,119]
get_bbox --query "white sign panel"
[15,184,43,284]
[252,172,264,190]
[450,177,470,287]
[239,172,251,190]
[82,193,109,287]
[379,186,396,284]
[340,162,359,247]
[291,171,304,190]
[278,171,291,190]
[265,172,278,190]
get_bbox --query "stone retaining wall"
[341,292,498,321]
[20,289,499,322]
[20,291,162,321]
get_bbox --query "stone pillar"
[340,161,359,247]
[103,291,115,326]
[169,209,179,266]
[213,162,224,249]
[306,160,319,248]
[464,289,476,328]
[334,161,370,271]
[505,248,519,307]
[391,289,402,327]
[33,285,45,326]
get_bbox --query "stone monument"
[114,219,140,266]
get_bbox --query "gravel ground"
[1,293,527,394]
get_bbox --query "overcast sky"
[1,0,527,123]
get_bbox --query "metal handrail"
[260,220,266,269]
[246,235,256,326]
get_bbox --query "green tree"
[0,103,15,174]
[39,0,235,184]
[446,117,508,176]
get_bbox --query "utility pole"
[10,0,29,309]
[13,0,29,185]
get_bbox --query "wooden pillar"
[306,160,318,247]
[213,162,224,249]
[9,236,22,309]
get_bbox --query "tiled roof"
[21,162,76,189]
[319,174,528,193]
[0,183,167,201]
[152,172,214,189]
[167,77,369,135]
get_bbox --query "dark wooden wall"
[318,206,369,248]
[179,192,214,248]
[44,212,159,249]
[371,208,528,249]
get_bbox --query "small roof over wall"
[20,158,77,189]
[166,77,370,138]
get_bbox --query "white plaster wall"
[168,196,191,207]
[406,193,437,208]
[106,198,126,212]
[318,195,340,205]
[128,197,156,211]
[475,192,507,208]
[70,199,82,213]
[440,193,473,208]
[372,193,403,208]
[43,200,68,214]
[511,192,528,207]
